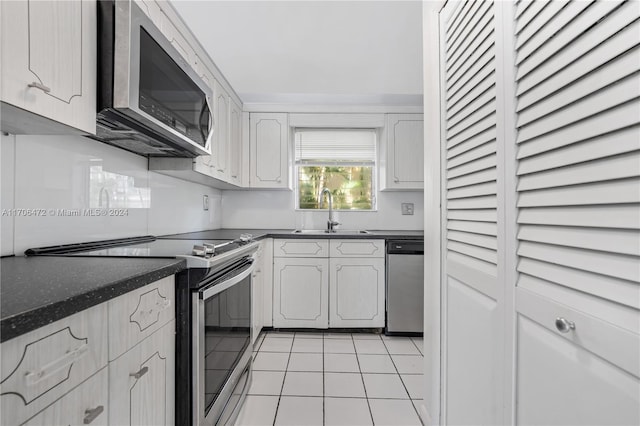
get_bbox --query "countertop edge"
[0,259,186,343]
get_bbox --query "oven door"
[111,0,213,155]
[193,258,253,425]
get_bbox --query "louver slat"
[517,205,640,229]
[517,152,640,191]
[517,126,640,175]
[448,220,498,236]
[448,209,497,223]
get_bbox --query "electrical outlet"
[401,202,414,215]
[203,195,209,211]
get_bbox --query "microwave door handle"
[201,96,214,152]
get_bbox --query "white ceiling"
[171,1,424,106]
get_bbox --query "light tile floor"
[235,331,424,426]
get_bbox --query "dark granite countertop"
[160,228,424,241]
[0,256,186,342]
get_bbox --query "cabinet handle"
[83,405,104,424]
[394,177,400,183]
[27,81,51,93]
[276,178,282,183]
[25,343,89,385]
[231,175,238,178]
[130,366,149,380]
[555,317,575,333]
[218,169,225,172]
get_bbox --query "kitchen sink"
[292,229,371,234]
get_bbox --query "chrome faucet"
[320,188,340,232]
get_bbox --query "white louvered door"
[513,1,640,424]
[439,1,507,424]
[438,0,640,424]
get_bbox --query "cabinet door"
[273,258,329,328]
[109,320,176,426]
[0,304,108,426]
[251,241,265,344]
[329,258,385,328]
[385,114,424,189]
[107,276,175,361]
[228,100,243,186]
[23,368,109,426]
[262,239,274,328]
[0,0,96,134]
[160,13,196,68]
[249,113,289,188]
[212,80,229,180]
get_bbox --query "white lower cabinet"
[0,276,177,426]
[109,320,176,426]
[23,367,109,426]
[272,239,385,329]
[273,257,329,328]
[329,258,385,328]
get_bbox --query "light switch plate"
[401,202,414,215]
[203,195,209,211]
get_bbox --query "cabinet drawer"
[274,239,329,258]
[109,320,175,426]
[108,276,175,361]
[330,239,385,258]
[22,368,108,426]
[0,304,108,425]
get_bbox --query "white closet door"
[513,1,640,424]
[439,1,506,424]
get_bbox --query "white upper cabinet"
[249,113,290,189]
[0,0,96,134]
[212,80,230,180]
[381,113,424,190]
[229,100,243,186]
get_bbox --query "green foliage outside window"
[298,166,373,210]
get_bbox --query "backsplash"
[221,190,424,230]
[0,133,222,256]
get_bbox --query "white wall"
[0,133,221,256]
[221,189,423,230]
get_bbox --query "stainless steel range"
[25,234,258,425]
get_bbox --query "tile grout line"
[352,333,376,425]
[271,332,294,426]
[322,333,325,426]
[382,337,423,424]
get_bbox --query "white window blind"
[295,129,376,165]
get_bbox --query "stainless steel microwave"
[93,0,213,157]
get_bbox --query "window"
[295,129,376,210]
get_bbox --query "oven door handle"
[199,259,254,301]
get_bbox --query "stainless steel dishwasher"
[386,239,424,335]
